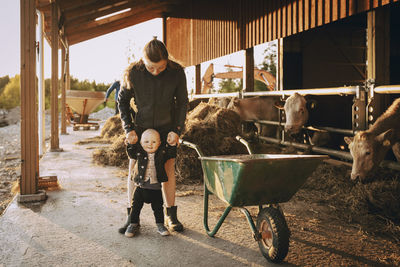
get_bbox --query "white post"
[37,10,45,156]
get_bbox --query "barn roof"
[36,0,399,66]
[36,0,185,46]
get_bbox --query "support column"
[37,10,45,156]
[19,0,39,196]
[243,47,254,92]
[66,47,70,91]
[162,15,167,45]
[277,38,284,91]
[195,64,201,95]
[366,8,390,129]
[50,2,60,150]
[61,39,66,134]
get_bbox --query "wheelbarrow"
[65,90,105,130]
[180,136,328,263]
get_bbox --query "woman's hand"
[167,131,179,146]
[126,130,138,144]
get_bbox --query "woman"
[118,37,188,233]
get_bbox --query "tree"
[218,78,242,93]
[0,75,10,95]
[260,41,277,77]
[0,75,20,109]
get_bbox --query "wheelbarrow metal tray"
[199,154,327,207]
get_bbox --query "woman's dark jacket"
[118,61,189,135]
[126,143,176,185]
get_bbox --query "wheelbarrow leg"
[203,185,232,237]
[240,208,261,241]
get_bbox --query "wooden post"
[61,38,66,134]
[20,0,38,195]
[50,2,60,150]
[66,46,70,91]
[277,38,284,91]
[162,15,167,45]
[366,8,390,129]
[38,10,45,156]
[195,64,201,95]
[244,47,254,92]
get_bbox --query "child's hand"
[126,130,138,144]
[167,131,179,146]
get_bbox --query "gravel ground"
[0,107,115,215]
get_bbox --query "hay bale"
[93,135,128,168]
[93,115,128,168]
[176,103,246,183]
[100,114,124,141]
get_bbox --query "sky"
[0,0,272,90]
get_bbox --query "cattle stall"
[191,3,400,172]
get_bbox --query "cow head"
[276,93,311,134]
[344,129,397,182]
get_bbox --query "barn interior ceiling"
[36,0,188,45]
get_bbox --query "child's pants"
[129,187,164,224]
[127,158,137,207]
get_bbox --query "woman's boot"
[118,207,131,234]
[165,206,183,232]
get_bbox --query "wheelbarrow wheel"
[256,206,290,263]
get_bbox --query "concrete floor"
[0,126,275,267]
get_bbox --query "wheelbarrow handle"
[235,135,253,155]
[179,139,205,157]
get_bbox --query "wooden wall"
[166,0,399,67]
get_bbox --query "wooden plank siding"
[166,0,396,67]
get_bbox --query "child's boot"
[125,223,140,238]
[118,207,131,234]
[156,223,170,236]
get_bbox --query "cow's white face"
[345,130,394,182]
[284,93,309,134]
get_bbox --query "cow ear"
[274,100,285,110]
[376,129,396,146]
[344,136,353,145]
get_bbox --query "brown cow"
[228,96,279,137]
[208,97,232,108]
[344,98,400,182]
[276,92,310,134]
[275,93,331,146]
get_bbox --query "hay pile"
[92,115,128,168]
[175,102,285,183]
[299,163,400,242]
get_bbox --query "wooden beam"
[195,64,201,94]
[61,40,66,134]
[67,11,160,45]
[244,47,254,92]
[65,2,168,35]
[65,1,137,28]
[162,13,167,44]
[58,0,99,11]
[20,0,38,195]
[51,1,60,150]
[277,38,283,91]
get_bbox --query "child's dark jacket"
[126,143,176,186]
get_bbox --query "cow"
[208,97,232,108]
[227,96,280,137]
[344,98,400,182]
[275,93,329,146]
[275,93,352,148]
